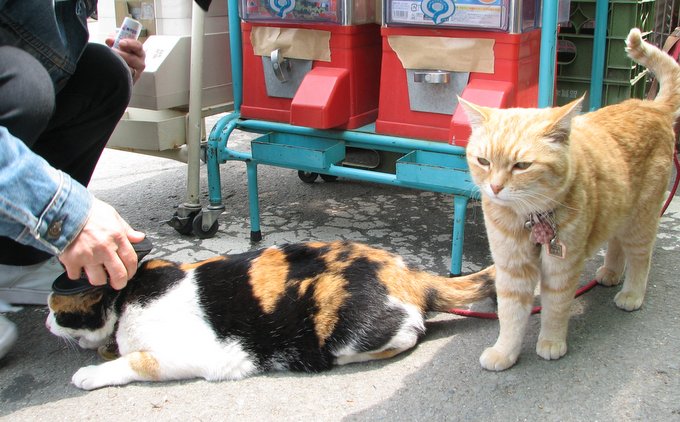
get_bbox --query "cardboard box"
[101,0,227,19]
[129,33,233,110]
[97,0,117,18]
[88,17,117,41]
[153,0,228,18]
[107,108,187,151]
[154,16,229,36]
[115,1,156,42]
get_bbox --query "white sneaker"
[0,315,18,360]
[0,257,64,305]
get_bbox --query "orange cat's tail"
[418,265,496,312]
[626,28,680,114]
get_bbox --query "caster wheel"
[298,171,319,183]
[192,212,219,239]
[320,174,338,182]
[168,210,198,235]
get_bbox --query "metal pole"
[237,120,467,155]
[450,196,469,276]
[538,0,559,107]
[185,2,206,208]
[589,0,609,110]
[228,0,243,112]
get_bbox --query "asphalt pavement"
[1,128,679,421]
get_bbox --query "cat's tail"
[626,28,680,114]
[419,265,496,312]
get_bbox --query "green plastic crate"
[555,71,648,107]
[559,0,656,37]
[557,33,647,83]
[556,0,655,84]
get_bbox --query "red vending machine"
[376,0,542,146]
[239,0,382,129]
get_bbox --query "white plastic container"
[113,16,142,48]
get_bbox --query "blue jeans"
[0,0,96,91]
[0,43,132,265]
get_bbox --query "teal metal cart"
[169,0,609,276]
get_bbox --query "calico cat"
[46,241,495,390]
[459,28,678,371]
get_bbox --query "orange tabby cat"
[459,28,678,371]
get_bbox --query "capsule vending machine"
[239,0,381,129]
[376,0,543,146]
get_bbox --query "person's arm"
[0,126,91,255]
[0,126,144,289]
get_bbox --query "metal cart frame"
[171,0,610,276]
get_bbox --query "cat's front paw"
[536,338,567,360]
[479,347,517,371]
[614,291,644,311]
[595,266,622,286]
[72,365,114,390]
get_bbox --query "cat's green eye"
[514,162,532,170]
[477,157,490,166]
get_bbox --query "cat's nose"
[490,184,504,195]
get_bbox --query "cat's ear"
[457,97,491,129]
[545,96,584,144]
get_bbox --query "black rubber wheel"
[168,210,198,235]
[298,171,319,183]
[320,174,338,182]
[192,212,219,239]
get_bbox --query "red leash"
[450,149,680,320]
[449,280,599,320]
[661,150,680,216]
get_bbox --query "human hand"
[59,198,146,290]
[106,37,146,83]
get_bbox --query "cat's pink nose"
[490,184,504,195]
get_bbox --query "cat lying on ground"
[459,28,678,371]
[47,241,495,390]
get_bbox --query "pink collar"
[524,211,556,245]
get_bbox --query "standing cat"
[459,28,678,371]
[47,241,495,389]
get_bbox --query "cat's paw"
[536,338,567,360]
[595,266,622,286]
[72,365,114,390]
[614,291,644,311]
[479,347,517,371]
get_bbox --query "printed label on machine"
[389,0,506,30]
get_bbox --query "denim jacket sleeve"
[0,126,92,255]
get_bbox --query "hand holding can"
[113,17,142,49]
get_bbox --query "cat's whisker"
[469,199,483,222]
[58,335,80,354]
[522,190,581,212]
[511,196,538,218]
[468,185,481,198]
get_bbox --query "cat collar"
[524,211,566,259]
[524,211,555,244]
